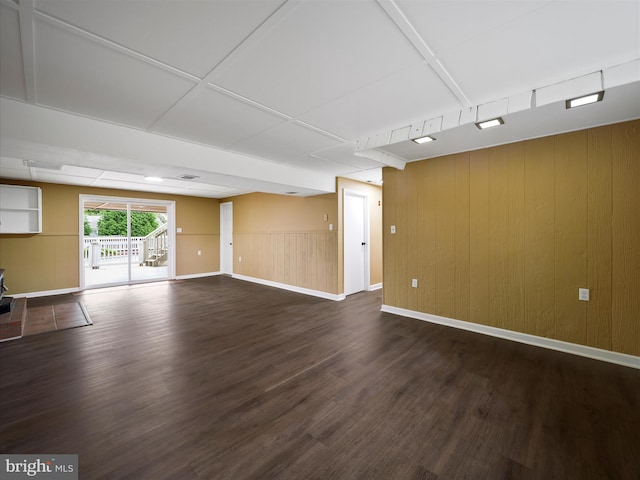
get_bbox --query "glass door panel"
[82,199,170,288]
[131,204,169,283]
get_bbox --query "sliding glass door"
[81,195,175,289]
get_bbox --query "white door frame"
[79,194,176,289]
[343,189,370,295]
[220,201,233,275]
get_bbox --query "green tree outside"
[96,211,159,237]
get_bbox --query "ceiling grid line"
[376,0,472,107]
[147,0,301,132]
[32,9,201,83]
[18,0,36,103]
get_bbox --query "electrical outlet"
[579,288,589,301]
[411,278,418,288]
[197,250,202,256]
[391,225,396,234]
[238,256,242,263]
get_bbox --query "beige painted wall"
[383,120,640,356]
[337,178,383,293]
[226,192,340,294]
[0,181,220,294]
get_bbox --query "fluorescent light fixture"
[144,176,163,182]
[565,91,604,109]
[475,117,504,129]
[412,135,436,144]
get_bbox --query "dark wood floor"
[1,276,639,479]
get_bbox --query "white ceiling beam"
[354,148,406,170]
[0,98,338,194]
[377,0,472,107]
[18,0,36,103]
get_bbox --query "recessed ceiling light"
[412,135,436,144]
[475,117,504,130]
[144,176,163,182]
[566,91,604,109]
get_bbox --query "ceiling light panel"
[566,91,604,109]
[412,135,435,144]
[475,117,504,129]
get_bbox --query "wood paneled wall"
[234,232,338,294]
[383,120,640,356]
[0,181,220,294]
[227,192,340,294]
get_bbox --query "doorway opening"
[80,195,176,289]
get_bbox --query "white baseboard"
[233,274,345,301]
[381,305,640,370]
[11,287,82,299]
[175,271,221,280]
[368,283,383,291]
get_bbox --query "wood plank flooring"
[1,276,639,479]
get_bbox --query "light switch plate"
[579,288,589,301]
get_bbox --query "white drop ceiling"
[1,0,639,198]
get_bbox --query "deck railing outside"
[83,224,168,268]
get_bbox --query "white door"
[344,190,368,295]
[220,202,233,275]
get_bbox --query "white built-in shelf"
[0,185,42,234]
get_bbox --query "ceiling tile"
[211,0,422,116]
[231,122,343,164]
[152,86,286,148]
[300,63,462,139]
[396,0,547,56]
[0,4,26,101]
[437,1,640,104]
[34,18,197,129]
[35,0,285,78]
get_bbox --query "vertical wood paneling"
[434,156,456,318]
[454,153,470,322]
[554,130,588,345]
[393,163,418,311]
[233,231,339,294]
[523,136,556,338]
[611,122,640,355]
[469,149,490,327]
[382,119,639,356]
[488,146,509,329]
[587,126,613,350]
[416,160,436,314]
[506,143,526,333]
